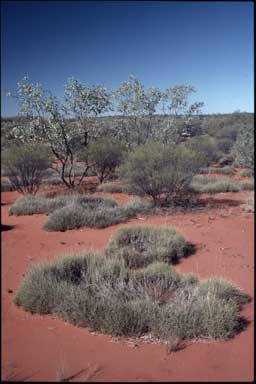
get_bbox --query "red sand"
[1,187,254,382]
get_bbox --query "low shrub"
[105,225,194,268]
[119,142,206,206]
[14,252,250,343]
[2,143,52,195]
[191,176,241,194]
[199,166,235,175]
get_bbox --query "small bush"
[105,225,194,268]
[191,176,241,194]
[119,142,206,206]
[185,135,220,164]
[14,252,249,344]
[79,139,126,183]
[1,144,52,195]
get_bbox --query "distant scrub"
[199,166,235,175]
[105,225,194,268]
[191,176,241,194]
[97,182,132,194]
[14,250,250,344]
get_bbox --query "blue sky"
[1,1,254,116]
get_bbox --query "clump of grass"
[200,166,235,175]
[43,204,130,231]
[105,225,194,268]
[240,169,254,177]
[14,251,250,344]
[8,194,77,216]
[191,176,241,194]
[122,198,153,216]
[8,194,117,216]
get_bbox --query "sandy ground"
[1,183,254,381]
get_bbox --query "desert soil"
[1,180,254,381]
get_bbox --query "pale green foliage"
[80,139,126,183]
[119,141,206,205]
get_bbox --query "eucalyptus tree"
[114,75,162,147]
[7,76,111,189]
[63,77,112,145]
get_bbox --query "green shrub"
[119,142,206,206]
[14,252,249,343]
[105,225,194,268]
[191,176,241,193]
[79,139,126,183]
[185,135,220,164]
[1,144,52,195]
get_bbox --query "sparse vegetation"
[14,251,250,343]
[191,176,241,193]
[199,166,235,175]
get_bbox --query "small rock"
[7,288,13,294]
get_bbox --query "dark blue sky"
[1,1,254,116]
